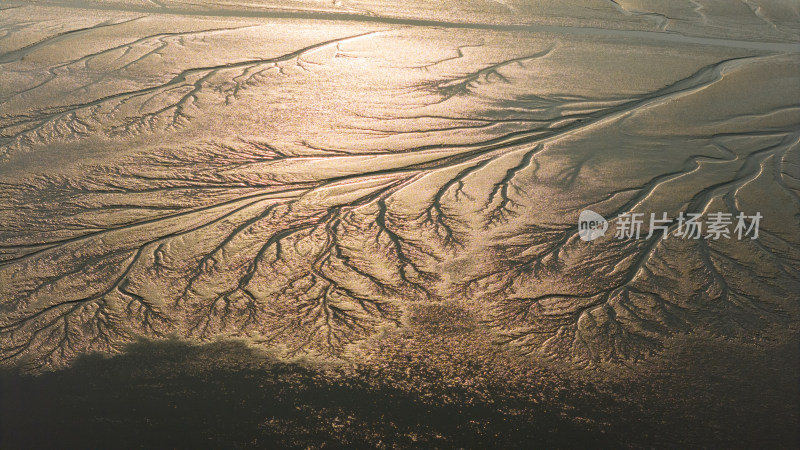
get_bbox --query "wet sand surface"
[1,1,799,448]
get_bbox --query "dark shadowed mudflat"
[1,338,798,448]
[0,1,798,448]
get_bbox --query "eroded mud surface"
[0,1,798,448]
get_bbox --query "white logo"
[578,210,762,242]
[578,210,608,242]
